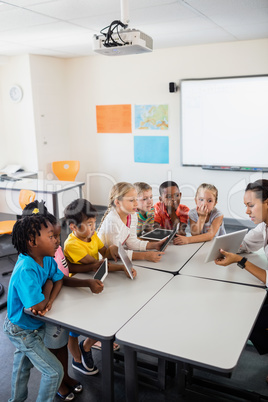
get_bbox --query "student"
[174,183,225,245]
[3,201,64,402]
[215,179,268,375]
[97,182,165,262]
[64,199,134,370]
[46,221,104,400]
[134,182,155,236]
[154,180,189,235]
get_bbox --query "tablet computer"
[93,258,108,282]
[140,228,173,241]
[159,226,178,252]
[204,229,248,263]
[118,242,134,280]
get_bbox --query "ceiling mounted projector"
[93,28,153,56]
[93,0,153,56]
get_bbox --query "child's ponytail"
[97,182,135,232]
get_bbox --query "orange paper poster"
[96,104,132,133]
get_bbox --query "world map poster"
[134,104,168,130]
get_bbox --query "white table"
[133,242,204,273]
[179,240,267,287]
[0,178,84,219]
[116,275,267,401]
[26,266,172,402]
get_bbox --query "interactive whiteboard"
[181,75,268,171]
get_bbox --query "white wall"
[0,39,267,222]
[0,55,38,171]
[29,55,71,176]
[66,38,268,221]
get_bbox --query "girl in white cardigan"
[97,182,165,262]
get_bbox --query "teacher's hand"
[214,249,241,266]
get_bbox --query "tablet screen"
[93,259,108,281]
[118,242,134,279]
[140,228,173,241]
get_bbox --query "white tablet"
[160,226,178,251]
[118,242,134,280]
[204,229,248,263]
[140,228,173,241]
[93,258,108,282]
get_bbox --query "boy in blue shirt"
[3,201,64,402]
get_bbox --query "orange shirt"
[154,202,189,229]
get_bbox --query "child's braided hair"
[12,200,56,255]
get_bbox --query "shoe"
[72,359,99,376]
[92,341,120,352]
[79,340,98,372]
[56,391,75,401]
[70,382,83,393]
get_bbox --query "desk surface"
[133,242,204,273]
[179,241,267,287]
[0,178,84,194]
[116,275,266,372]
[38,267,172,339]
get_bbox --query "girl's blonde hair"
[97,182,135,232]
[196,183,218,203]
[133,182,152,196]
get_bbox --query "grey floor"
[1,226,268,402]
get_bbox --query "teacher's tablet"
[205,229,248,263]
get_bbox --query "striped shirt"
[136,208,155,236]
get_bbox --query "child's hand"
[88,279,104,294]
[154,238,167,251]
[173,235,189,245]
[197,204,208,217]
[123,266,137,279]
[145,251,165,262]
[109,245,119,261]
[30,302,51,316]
[92,259,105,272]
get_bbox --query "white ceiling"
[0,0,267,59]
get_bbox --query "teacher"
[215,179,268,368]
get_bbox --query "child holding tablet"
[3,201,64,402]
[97,182,165,262]
[64,199,134,369]
[134,182,155,236]
[174,183,225,245]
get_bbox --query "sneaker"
[72,359,99,375]
[79,340,99,373]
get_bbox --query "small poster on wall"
[134,104,168,130]
[96,104,132,133]
[134,136,169,163]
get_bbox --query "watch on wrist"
[237,257,247,269]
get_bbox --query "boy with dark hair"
[4,201,64,401]
[154,181,189,235]
[64,199,123,374]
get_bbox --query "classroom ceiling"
[0,0,267,59]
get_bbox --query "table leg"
[52,193,58,220]
[101,339,114,402]
[124,346,138,402]
[177,361,186,395]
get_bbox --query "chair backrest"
[19,190,36,210]
[52,160,80,181]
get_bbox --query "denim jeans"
[3,315,63,402]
